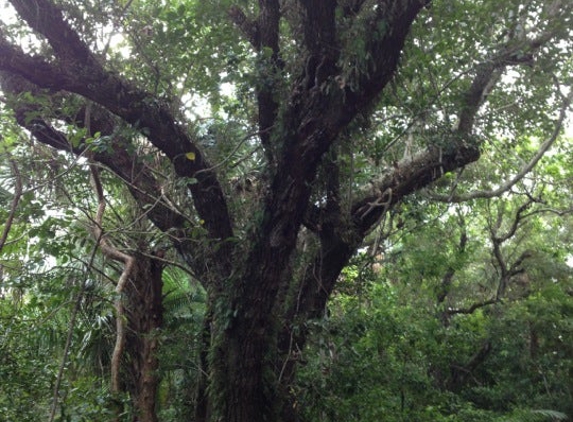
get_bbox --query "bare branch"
[89,164,135,395]
[491,199,534,244]
[488,198,536,299]
[49,235,102,422]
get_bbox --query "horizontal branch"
[349,24,563,234]
[446,299,498,316]
[429,89,573,203]
[352,140,480,234]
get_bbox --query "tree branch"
[0,6,234,251]
[230,1,282,165]
[0,74,231,287]
[275,4,560,367]
[256,0,282,165]
[228,6,260,48]
[488,198,536,299]
[341,0,369,17]
[349,21,563,235]
[446,299,498,316]
[448,340,492,391]
[437,213,467,305]
[251,3,431,310]
[300,0,337,56]
[49,232,101,422]
[429,89,573,203]
[0,74,187,232]
[9,0,95,63]
[89,164,135,396]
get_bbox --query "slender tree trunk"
[124,252,164,422]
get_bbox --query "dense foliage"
[0,0,572,421]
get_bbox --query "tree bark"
[123,252,164,422]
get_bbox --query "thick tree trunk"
[225,336,272,422]
[123,253,164,422]
[203,296,286,422]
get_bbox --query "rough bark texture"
[124,253,164,422]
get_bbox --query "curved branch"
[0,74,189,233]
[89,165,135,395]
[0,77,227,291]
[430,89,573,203]
[488,198,535,299]
[0,11,234,248]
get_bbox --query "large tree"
[0,0,571,420]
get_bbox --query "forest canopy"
[0,0,572,421]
